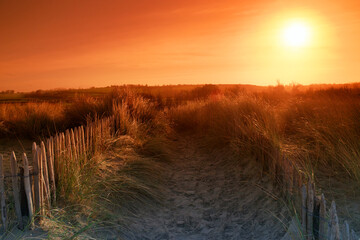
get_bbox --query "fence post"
[10,152,23,229]
[81,126,86,156]
[33,144,41,216]
[74,127,80,157]
[37,147,45,217]
[351,229,359,240]
[41,142,51,209]
[78,127,83,157]
[54,135,59,183]
[47,139,56,204]
[65,130,70,159]
[301,184,307,237]
[329,201,341,240]
[71,129,77,160]
[307,182,314,240]
[0,154,7,230]
[319,194,327,240]
[343,221,350,240]
[22,153,34,229]
[86,125,90,153]
[61,132,66,159]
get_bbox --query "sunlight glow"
[283,21,311,47]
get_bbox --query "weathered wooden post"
[71,129,77,160]
[86,125,90,153]
[41,142,51,208]
[319,194,327,240]
[47,139,56,204]
[65,130,72,160]
[22,153,34,228]
[10,152,23,229]
[81,126,86,156]
[33,145,41,215]
[313,196,321,240]
[329,201,341,240]
[37,147,45,216]
[307,182,314,240]
[54,135,59,182]
[343,221,350,240]
[301,184,307,237]
[351,229,359,240]
[74,127,80,156]
[61,132,66,158]
[0,154,7,230]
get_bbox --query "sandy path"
[122,137,290,240]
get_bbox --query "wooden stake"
[37,147,44,216]
[61,132,66,158]
[10,152,23,229]
[0,155,7,230]
[41,142,51,208]
[307,182,314,240]
[71,129,77,160]
[343,221,350,240]
[351,229,359,240]
[47,139,56,204]
[22,153,34,228]
[74,127,80,156]
[33,145,41,215]
[301,184,307,237]
[85,125,89,153]
[319,193,327,240]
[81,126,86,156]
[329,201,341,240]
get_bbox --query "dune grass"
[1,84,360,236]
[37,94,171,238]
[168,88,360,184]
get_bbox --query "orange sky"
[1,0,360,91]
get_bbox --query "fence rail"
[0,115,120,230]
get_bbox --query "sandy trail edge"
[1,136,293,239]
[122,137,291,240]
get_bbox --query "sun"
[282,21,311,47]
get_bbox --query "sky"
[1,0,360,91]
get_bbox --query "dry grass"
[1,85,360,236]
[0,102,65,138]
[38,94,172,238]
[169,88,360,183]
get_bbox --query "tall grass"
[43,94,171,238]
[1,85,360,236]
[169,89,360,183]
[0,102,65,138]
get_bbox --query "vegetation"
[1,83,360,236]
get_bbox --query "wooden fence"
[275,156,359,239]
[0,116,119,230]
[300,182,359,240]
[0,114,359,239]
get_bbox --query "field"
[0,83,360,239]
